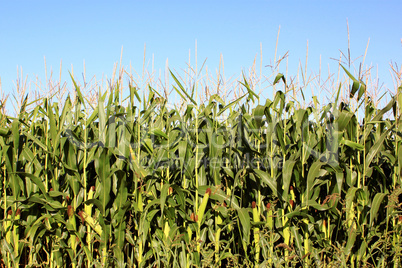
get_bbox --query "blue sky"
[1,1,401,113]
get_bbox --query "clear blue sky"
[1,1,401,113]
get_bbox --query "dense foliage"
[1,68,402,267]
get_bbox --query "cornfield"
[0,57,402,268]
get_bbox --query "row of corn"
[0,68,401,267]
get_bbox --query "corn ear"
[164,221,171,240]
[12,209,20,256]
[79,211,103,236]
[5,210,12,245]
[266,203,273,230]
[252,201,260,266]
[196,188,211,226]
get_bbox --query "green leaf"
[274,123,286,154]
[341,139,364,150]
[16,172,47,197]
[365,126,393,174]
[252,169,279,198]
[340,65,358,83]
[369,193,387,227]
[273,73,286,86]
[345,224,357,255]
[160,183,170,218]
[85,198,105,215]
[69,72,85,105]
[150,128,168,139]
[350,81,361,98]
[237,208,251,245]
[98,89,106,145]
[306,161,326,200]
[170,70,197,105]
[209,188,240,210]
[282,160,296,202]
[337,110,354,132]
[217,94,246,116]
[96,149,112,216]
[239,74,259,102]
[341,65,366,102]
